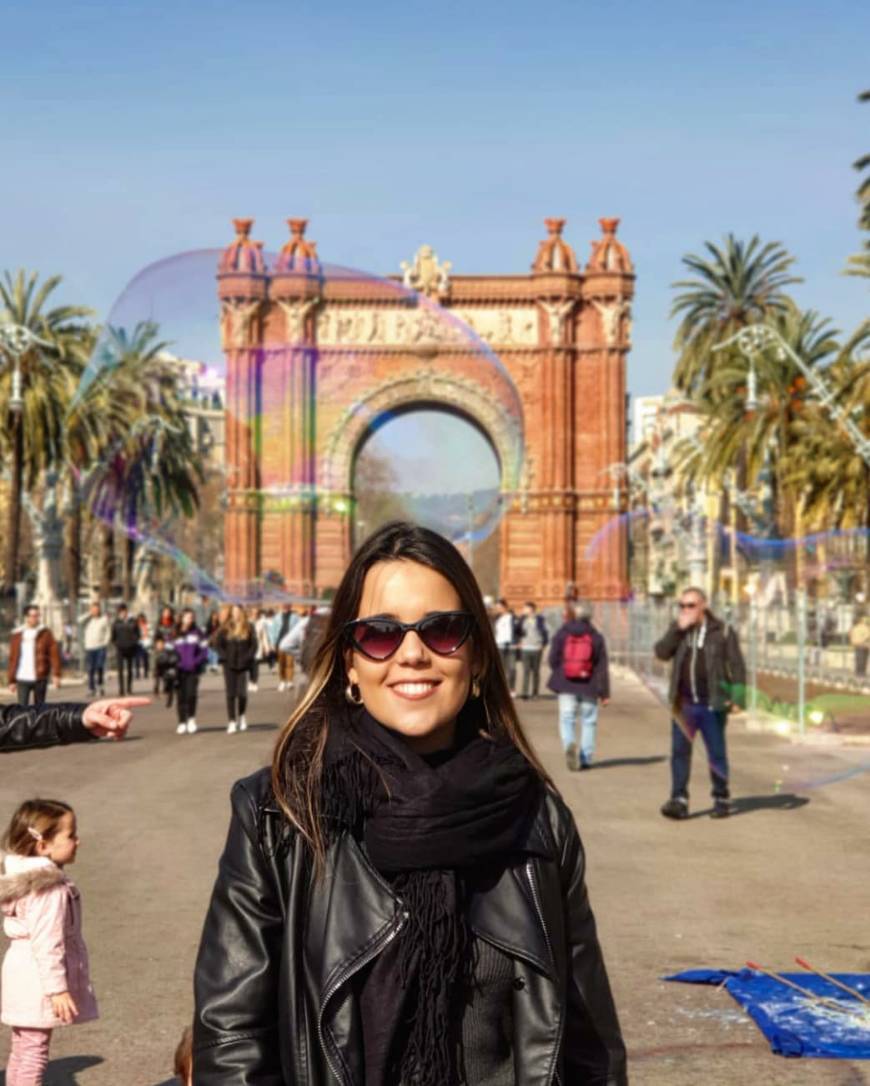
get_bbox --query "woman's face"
[230,605,243,624]
[346,560,475,753]
[181,611,193,630]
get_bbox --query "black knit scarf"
[320,702,543,1086]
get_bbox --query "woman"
[134,612,152,680]
[213,605,257,735]
[194,522,627,1085]
[170,609,209,737]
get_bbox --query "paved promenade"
[2,671,869,1085]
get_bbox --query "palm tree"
[0,271,93,592]
[673,304,846,592]
[846,89,870,279]
[671,235,802,394]
[69,322,205,599]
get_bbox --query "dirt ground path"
[1,671,869,1084]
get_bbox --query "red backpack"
[563,632,594,680]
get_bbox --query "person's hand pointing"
[82,696,150,740]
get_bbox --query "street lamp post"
[715,323,870,467]
[714,321,869,731]
[0,323,52,594]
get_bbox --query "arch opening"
[352,405,502,595]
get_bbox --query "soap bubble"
[69,242,524,606]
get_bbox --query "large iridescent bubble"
[70,245,524,606]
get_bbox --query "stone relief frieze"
[314,305,539,348]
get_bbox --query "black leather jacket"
[0,703,92,752]
[194,768,627,1085]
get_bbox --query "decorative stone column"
[218,219,268,598]
[577,218,635,598]
[267,219,323,597]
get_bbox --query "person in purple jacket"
[170,609,210,736]
[547,601,610,770]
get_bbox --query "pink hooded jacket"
[0,854,98,1029]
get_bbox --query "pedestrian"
[1,696,146,752]
[548,601,610,770]
[170,609,209,736]
[153,635,180,708]
[173,1025,193,1085]
[204,610,222,673]
[134,612,152,680]
[194,522,626,1085]
[655,586,747,820]
[278,614,307,698]
[270,603,298,692]
[253,609,273,684]
[298,605,329,678]
[516,600,549,699]
[1,799,98,1086]
[110,604,140,697]
[849,611,870,679]
[213,605,257,734]
[493,597,518,693]
[78,601,110,698]
[7,606,62,708]
[157,605,176,640]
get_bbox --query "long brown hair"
[271,521,553,873]
[223,603,252,640]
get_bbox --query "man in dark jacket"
[655,586,747,820]
[548,601,610,770]
[111,603,140,696]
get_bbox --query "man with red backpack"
[547,601,610,770]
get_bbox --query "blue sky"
[1,0,867,403]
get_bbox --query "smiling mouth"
[389,681,441,700]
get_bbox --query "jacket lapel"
[468,808,557,980]
[304,831,403,1006]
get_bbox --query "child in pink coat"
[1,799,98,1086]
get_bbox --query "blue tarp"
[665,969,870,1059]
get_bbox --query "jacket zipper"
[317,910,407,1085]
[525,860,564,1086]
[689,628,698,703]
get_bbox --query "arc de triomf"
[217,216,634,605]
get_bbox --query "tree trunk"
[123,536,135,603]
[64,486,82,608]
[100,521,115,601]
[2,413,24,594]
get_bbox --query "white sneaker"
[186,718,198,735]
[278,681,286,692]
[226,720,237,735]
[248,683,258,693]
[176,722,186,735]
[239,715,248,732]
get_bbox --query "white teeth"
[393,682,437,696]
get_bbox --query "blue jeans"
[558,694,599,765]
[671,702,729,800]
[85,647,107,694]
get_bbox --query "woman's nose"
[396,631,428,664]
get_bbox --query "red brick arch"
[219,218,634,604]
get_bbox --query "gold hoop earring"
[345,681,363,706]
[470,676,481,699]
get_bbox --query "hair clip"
[26,827,44,842]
